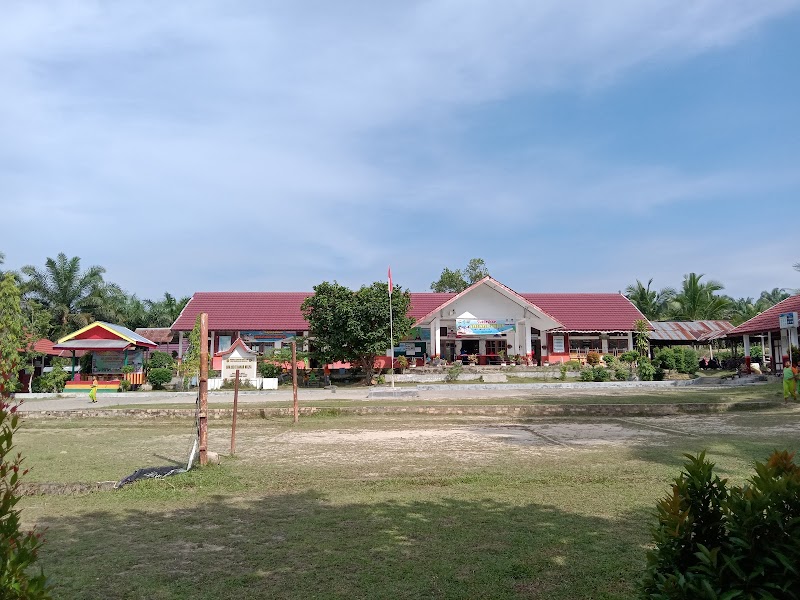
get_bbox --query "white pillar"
[768,331,773,369]
[479,339,486,355]
[627,331,634,351]
[743,335,751,357]
[210,331,216,355]
[601,335,609,354]
[540,330,549,362]
[178,331,184,358]
[522,320,533,357]
[432,318,441,357]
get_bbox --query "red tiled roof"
[728,295,800,336]
[174,289,646,333]
[214,337,255,357]
[520,293,648,332]
[172,292,312,331]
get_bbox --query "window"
[485,340,507,355]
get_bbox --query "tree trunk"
[360,355,376,386]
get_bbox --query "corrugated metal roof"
[649,320,735,342]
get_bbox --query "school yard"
[15,382,800,599]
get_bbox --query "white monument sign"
[220,340,258,382]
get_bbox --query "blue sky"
[1,1,799,300]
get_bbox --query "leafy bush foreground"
[643,450,800,599]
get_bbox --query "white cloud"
[1,0,798,297]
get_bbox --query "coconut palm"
[727,296,759,325]
[21,253,106,338]
[625,279,675,320]
[670,273,730,320]
[145,292,191,327]
[756,287,791,312]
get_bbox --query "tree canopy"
[301,280,413,384]
[431,258,490,293]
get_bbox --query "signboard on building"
[93,349,144,374]
[241,331,296,343]
[552,336,565,354]
[456,319,515,336]
[779,312,798,329]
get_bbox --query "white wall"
[208,377,278,391]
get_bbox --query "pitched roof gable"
[728,295,800,335]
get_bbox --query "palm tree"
[756,288,791,312]
[21,253,106,338]
[670,273,730,320]
[625,279,675,320]
[727,296,759,325]
[145,292,191,327]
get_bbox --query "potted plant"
[498,349,507,366]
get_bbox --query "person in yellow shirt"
[89,376,98,403]
[783,360,797,403]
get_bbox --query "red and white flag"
[388,266,393,296]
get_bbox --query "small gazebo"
[53,321,157,393]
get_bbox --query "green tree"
[0,273,23,398]
[670,273,730,320]
[756,287,790,312]
[179,315,202,390]
[430,258,489,293]
[20,253,106,338]
[18,300,52,393]
[145,293,191,328]
[634,319,650,358]
[0,399,51,598]
[301,281,413,385]
[726,296,760,325]
[625,278,675,320]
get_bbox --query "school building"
[171,277,648,366]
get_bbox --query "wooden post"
[231,369,239,455]
[199,312,209,466]
[292,340,299,424]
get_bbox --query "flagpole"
[388,266,395,389]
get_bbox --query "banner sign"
[241,331,296,342]
[93,349,144,374]
[456,319,515,336]
[221,357,257,382]
[552,336,565,354]
[779,312,798,329]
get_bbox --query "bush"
[592,366,611,382]
[602,354,615,366]
[0,400,51,598]
[445,362,463,383]
[579,368,594,382]
[38,358,70,393]
[147,367,173,390]
[620,351,639,364]
[643,450,800,599]
[749,344,763,362]
[614,367,629,381]
[563,360,582,371]
[637,357,655,381]
[148,351,174,370]
[676,347,698,374]
[259,362,281,378]
[118,379,131,392]
[586,351,601,366]
[559,364,568,381]
[653,367,665,381]
[653,347,677,371]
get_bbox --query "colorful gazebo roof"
[54,321,158,351]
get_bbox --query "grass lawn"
[15,393,800,599]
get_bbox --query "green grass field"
[15,386,800,599]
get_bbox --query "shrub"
[148,351,174,370]
[592,366,611,382]
[147,368,173,390]
[0,400,51,598]
[579,368,594,382]
[258,362,281,378]
[676,347,698,374]
[614,367,628,381]
[654,367,665,381]
[445,362,463,383]
[643,450,800,599]
[118,379,131,392]
[602,354,615,366]
[220,377,256,390]
[586,351,601,366]
[637,357,655,381]
[39,358,70,393]
[397,355,409,370]
[620,351,639,364]
[564,360,582,371]
[749,344,763,362]
[559,364,568,381]
[653,347,677,371]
